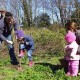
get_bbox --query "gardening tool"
[18,43,25,71]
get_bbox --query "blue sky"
[0,0,80,23]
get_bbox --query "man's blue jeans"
[0,35,18,65]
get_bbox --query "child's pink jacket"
[65,41,79,60]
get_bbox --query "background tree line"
[0,0,80,27]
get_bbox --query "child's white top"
[65,41,79,60]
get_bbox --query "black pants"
[0,35,19,65]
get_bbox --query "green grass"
[24,27,66,56]
[0,27,80,80]
[0,56,80,80]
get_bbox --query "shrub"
[24,27,66,56]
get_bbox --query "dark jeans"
[0,35,19,65]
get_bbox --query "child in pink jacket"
[65,31,79,76]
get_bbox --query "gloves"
[7,40,13,44]
[26,42,29,45]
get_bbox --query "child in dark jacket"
[15,30,34,67]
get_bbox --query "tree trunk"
[21,0,32,27]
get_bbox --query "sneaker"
[18,53,24,58]
[70,74,77,77]
[18,50,24,58]
[29,61,34,67]
[65,72,70,76]
[11,61,19,65]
